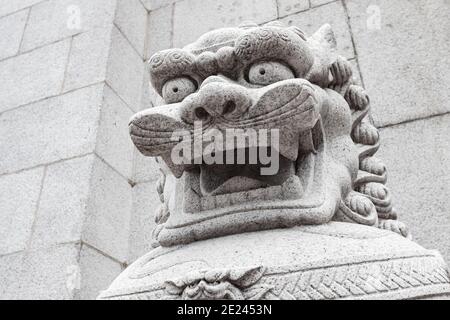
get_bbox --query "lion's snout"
[180,76,252,124]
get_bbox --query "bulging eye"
[247,61,295,86]
[162,77,197,103]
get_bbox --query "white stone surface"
[102,223,450,300]
[172,0,278,47]
[30,156,95,249]
[106,26,145,112]
[310,0,336,8]
[83,156,132,263]
[133,151,160,184]
[21,0,116,52]
[0,252,24,299]
[64,26,113,92]
[96,85,134,179]
[78,244,123,300]
[377,114,450,264]
[346,0,450,127]
[0,9,28,60]
[0,84,103,175]
[128,181,159,262]
[146,5,172,57]
[0,244,80,300]
[0,167,44,255]
[115,0,148,57]
[141,0,177,11]
[277,0,309,18]
[280,1,355,59]
[0,39,70,113]
[0,0,43,17]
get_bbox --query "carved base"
[99,222,450,300]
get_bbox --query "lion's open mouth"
[183,119,324,212]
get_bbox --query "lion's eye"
[247,61,294,86]
[162,77,197,103]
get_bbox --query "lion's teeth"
[161,154,187,178]
[278,130,300,161]
[298,129,317,153]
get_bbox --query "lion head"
[129,22,409,247]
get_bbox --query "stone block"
[115,0,148,57]
[277,0,309,18]
[128,181,160,263]
[172,0,278,47]
[0,167,44,255]
[132,150,160,184]
[0,244,80,299]
[0,9,28,60]
[78,244,123,300]
[0,0,43,17]
[311,0,336,8]
[346,0,450,127]
[0,39,70,113]
[21,0,116,52]
[83,156,132,263]
[146,5,173,58]
[139,69,153,111]
[280,1,355,59]
[106,26,145,112]
[96,85,135,179]
[30,155,95,249]
[64,26,113,92]
[0,252,24,299]
[141,0,177,11]
[377,114,450,263]
[0,84,103,175]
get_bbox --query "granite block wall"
[0,0,449,299]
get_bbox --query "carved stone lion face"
[129,23,392,247]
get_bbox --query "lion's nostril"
[223,100,236,115]
[195,107,209,120]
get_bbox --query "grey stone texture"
[115,0,147,57]
[0,39,71,113]
[277,0,309,18]
[20,0,116,52]
[0,84,103,175]
[146,4,173,57]
[0,9,28,60]
[1,0,449,300]
[0,0,43,17]
[172,0,278,47]
[0,167,44,255]
[78,244,123,300]
[346,0,450,127]
[0,0,145,299]
[0,244,81,300]
[101,224,450,300]
[280,1,355,59]
[104,10,450,298]
[377,114,450,264]
[83,156,133,263]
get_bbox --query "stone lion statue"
[100,22,450,300]
[130,21,408,246]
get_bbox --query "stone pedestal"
[100,222,450,300]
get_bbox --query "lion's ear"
[309,24,337,51]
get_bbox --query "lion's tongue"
[209,176,269,195]
[199,158,295,196]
